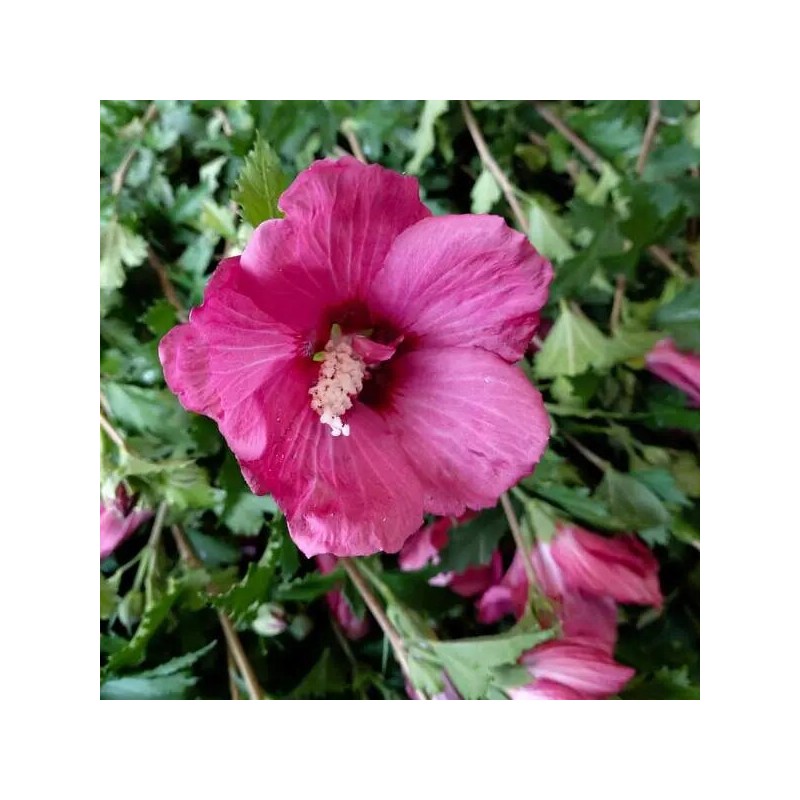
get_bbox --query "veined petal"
[507,679,588,700]
[522,640,635,698]
[159,257,304,463]
[241,365,424,557]
[386,347,550,516]
[240,157,430,336]
[368,215,552,362]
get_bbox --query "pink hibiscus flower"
[160,157,552,557]
[645,338,700,406]
[316,554,370,641]
[512,639,635,699]
[100,485,153,559]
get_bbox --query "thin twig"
[648,244,689,279]
[170,524,266,700]
[147,247,188,321]
[610,274,626,333]
[227,650,242,700]
[100,409,127,452]
[532,102,690,279]
[636,100,661,176]
[339,558,422,697]
[340,122,367,164]
[461,100,528,231]
[500,493,538,589]
[564,434,610,473]
[132,500,168,593]
[110,102,158,196]
[532,101,602,171]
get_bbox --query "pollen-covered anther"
[309,340,366,436]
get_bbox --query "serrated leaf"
[406,100,448,174]
[210,523,285,623]
[100,220,147,290]
[595,469,670,530]
[431,628,554,700]
[535,305,610,378]
[274,570,343,602]
[288,648,348,699]
[436,509,507,572]
[532,484,623,531]
[100,672,197,700]
[527,199,575,262]
[223,493,278,536]
[136,641,217,678]
[100,575,119,620]
[159,464,224,512]
[141,299,177,337]
[654,281,700,351]
[470,168,501,214]
[606,329,663,365]
[199,200,237,240]
[233,135,287,227]
[105,577,186,671]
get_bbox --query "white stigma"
[309,340,365,437]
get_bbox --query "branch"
[500,493,538,589]
[460,100,528,232]
[110,102,158,196]
[170,524,266,700]
[532,101,690,280]
[146,247,188,321]
[340,121,367,164]
[339,558,424,698]
[636,100,661,176]
[532,101,602,171]
[610,274,626,333]
[100,409,127,452]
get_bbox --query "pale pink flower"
[160,158,552,557]
[646,338,700,406]
[316,554,369,640]
[100,486,152,559]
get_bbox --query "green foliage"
[233,134,288,227]
[100,100,699,700]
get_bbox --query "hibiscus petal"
[507,679,588,700]
[159,257,305,462]
[551,526,663,608]
[386,347,550,516]
[240,157,430,336]
[240,364,424,557]
[368,215,552,363]
[522,640,635,698]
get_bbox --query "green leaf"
[470,168,502,214]
[595,469,670,530]
[274,570,343,602]
[535,304,610,378]
[631,469,691,508]
[135,641,217,678]
[431,628,554,700]
[141,299,178,337]
[100,575,119,620]
[100,672,197,700]
[436,509,508,572]
[159,463,224,512]
[105,577,186,671]
[288,648,348,699]
[527,199,575,262]
[199,200,237,240]
[532,484,623,530]
[380,571,462,616]
[223,493,278,536]
[210,523,285,623]
[606,329,662,365]
[654,281,700,351]
[100,220,147,290]
[233,134,288,227]
[103,383,191,445]
[406,100,448,174]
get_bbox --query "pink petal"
[442,551,504,597]
[316,555,370,640]
[476,545,530,623]
[241,366,424,557]
[100,502,152,559]
[560,592,619,653]
[240,157,430,337]
[551,525,663,609]
[159,256,305,462]
[508,679,588,700]
[645,338,700,406]
[368,215,553,363]
[522,640,635,698]
[386,347,550,517]
[398,517,452,571]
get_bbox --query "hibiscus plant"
[100,100,700,700]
